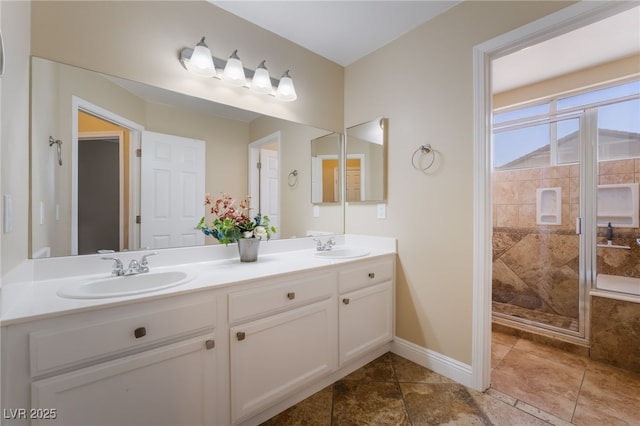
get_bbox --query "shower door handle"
[575,217,582,235]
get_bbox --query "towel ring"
[49,136,63,166]
[411,144,435,171]
[287,170,298,187]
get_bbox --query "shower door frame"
[491,110,594,343]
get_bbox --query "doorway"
[248,132,281,238]
[471,1,638,391]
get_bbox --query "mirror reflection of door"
[77,111,130,254]
[248,133,280,238]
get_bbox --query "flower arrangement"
[197,193,276,245]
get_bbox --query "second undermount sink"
[314,247,370,259]
[57,271,196,299]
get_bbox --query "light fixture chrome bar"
[179,47,282,88]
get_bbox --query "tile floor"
[261,332,640,425]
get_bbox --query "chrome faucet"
[313,237,336,251]
[102,256,125,276]
[102,252,157,276]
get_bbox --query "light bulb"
[276,70,297,101]
[250,60,273,94]
[222,50,247,86]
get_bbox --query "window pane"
[494,123,550,170]
[558,80,640,110]
[556,118,580,164]
[494,103,550,125]
[597,98,640,160]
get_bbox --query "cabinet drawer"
[339,258,393,293]
[30,294,216,378]
[229,272,335,323]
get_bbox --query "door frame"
[248,131,281,218]
[471,1,637,391]
[71,96,144,255]
[77,131,125,251]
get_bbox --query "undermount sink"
[57,271,196,299]
[314,247,370,259]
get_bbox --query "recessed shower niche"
[536,187,562,225]
[597,183,639,227]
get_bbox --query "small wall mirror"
[345,117,387,202]
[311,132,342,204]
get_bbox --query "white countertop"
[1,235,396,325]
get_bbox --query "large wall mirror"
[30,57,344,258]
[345,117,388,203]
[311,132,343,204]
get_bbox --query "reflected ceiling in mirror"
[30,57,343,258]
[345,117,387,203]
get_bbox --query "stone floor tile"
[512,338,589,369]
[468,388,549,426]
[491,348,584,421]
[491,342,512,369]
[341,352,396,382]
[515,401,575,426]
[260,386,332,426]
[332,380,409,425]
[400,383,491,425]
[492,330,519,347]
[572,360,640,425]
[391,353,455,384]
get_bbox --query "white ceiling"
[210,1,462,66]
[210,1,639,90]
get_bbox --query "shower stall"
[491,80,640,342]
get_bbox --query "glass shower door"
[492,113,586,337]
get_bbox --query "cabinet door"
[31,334,216,426]
[230,299,337,423]
[339,281,393,366]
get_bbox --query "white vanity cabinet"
[338,258,394,366]
[228,271,338,424]
[2,292,218,426]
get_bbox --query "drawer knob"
[368,272,375,279]
[236,331,246,341]
[287,292,296,300]
[343,298,350,305]
[205,339,215,350]
[134,327,147,339]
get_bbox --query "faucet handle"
[102,257,124,276]
[140,252,158,266]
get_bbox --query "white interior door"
[311,157,323,203]
[141,131,205,249]
[260,148,280,237]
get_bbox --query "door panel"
[141,131,205,249]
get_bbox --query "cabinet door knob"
[205,339,215,350]
[368,272,375,279]
[343,298,350,305]
[236,331,246,341]
[134,327,146,339]
[287,292,296,300]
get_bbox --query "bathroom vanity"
[1,236,395,426]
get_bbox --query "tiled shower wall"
[493,158,640,373]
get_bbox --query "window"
[493,80,640,170]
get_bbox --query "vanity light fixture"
[180,37,297,101]
[249,60,273,94]
[184,37,216,78]
[221,49,247,86]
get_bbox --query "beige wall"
[344,1,572,364]
[30,1,344,133]
[1,1,30,276]
[495,54,640,109]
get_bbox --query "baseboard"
[391,337,473,388]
